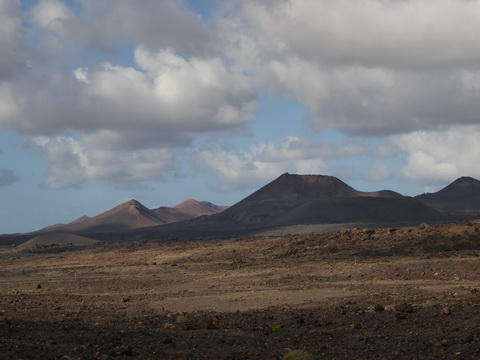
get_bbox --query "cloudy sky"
[2,0,480,233]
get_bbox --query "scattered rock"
[462,334,474,343]
[430,339,448,347]
[374,304,385,312]
[118,345,133,356]
[208,316,220,329]
[394,303,413,313]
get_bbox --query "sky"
[2,0,480,233]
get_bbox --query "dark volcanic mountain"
[217,173,443,226]
[415,176,480,218]
[150,173,446,236]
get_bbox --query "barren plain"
[1,222,480,359]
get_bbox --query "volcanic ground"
[1,221,480,359]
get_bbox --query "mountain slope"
[153,199,228,223]
[213,173,409,225]
[146,173,445,237]
[31,199,227,235]
[17,233,100,249]
[415,176,480,218]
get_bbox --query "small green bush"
[282,350,313,360]
[271,325,284,333]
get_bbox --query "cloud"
[0,168,19,186]
[2,0,480,191]
[0,1,255,189]
[362,164,392,183]
[194,136,393,191]
[194,138,329,190]
[33,0,220,56]
[226,0,480,135]
[393,125,480,185]
[30,0,72,32]
[0,0,27,82]
[32,136,175,189]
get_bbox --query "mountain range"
[30,199,228,235]
[14,173,480,239]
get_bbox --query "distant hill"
[217,173,443,225]
[145,173,446,237]
[29,199,227,235]
[17,233,100,249]
[16,174,480,241]
[415,176,480,218]
[152,199,229,223]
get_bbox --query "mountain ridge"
[16,173,480,238]
[28,198,228,235]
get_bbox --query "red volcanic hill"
[152,199,229,223]
[30,199,227,235]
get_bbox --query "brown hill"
[17,233,99,249]
[415,177,480,218]
[152,199,228,223]
[29,199,228,235]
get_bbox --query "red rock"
[441,306,451,315]
[208,316,220,329]
[462,334,474,343]
[118,345,133,356]
[430,339,448,347]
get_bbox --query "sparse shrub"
[175,315,188,324]
[272,325,284,333]
[282,350,313,360]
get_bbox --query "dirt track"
[1,222,480,359]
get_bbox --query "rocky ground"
[1,222,480,359]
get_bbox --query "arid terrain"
[1,222,480,359]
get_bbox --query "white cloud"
[193,136,393,190]
[32,136,175,189]
[194,138,331,190]
[30,0,72,32]
[393,126,480,184]
[2,0,480,191]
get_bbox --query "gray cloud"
[2,0,480,190]
[226,0,480,135]
[30,0,221,56]
[0,168,19,186]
